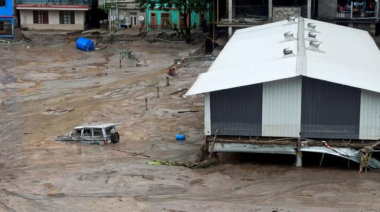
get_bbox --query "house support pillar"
[307,0,312,18]
[228,0,233,38]
[296,137,302,167]
[268,0,272,22]
[296,151,302,167]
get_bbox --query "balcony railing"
[336,10,376,19]
[17,0,91,5]
[336,1,377,20]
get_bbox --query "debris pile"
[147,160,216,169]
[42,108,74,115]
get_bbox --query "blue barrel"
[176,134,185,140]
[76,37,94,52]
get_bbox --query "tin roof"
[186,17,380,95]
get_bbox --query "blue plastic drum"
[176,134,186,140]
[76,37,95,52]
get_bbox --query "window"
[0,22,3,31]
[33,11,49,24]
[60,11,75,24]
[179,13,189,28]
[150,13,157,29]
[130,12,137,26]
[83,129,92,137]
[161,13,170,29]
[0,0,5,7]
[130,16,136,26]
[200,13,206,29]
[93,128,103,137]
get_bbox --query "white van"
[57,123,120,146]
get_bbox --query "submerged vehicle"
[56,123,120,146]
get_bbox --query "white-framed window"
[130,14,137,26]
[60,11,75,24]
[33,11,49,24]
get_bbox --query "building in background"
[216,0,314,38]
[16,0,91,30]
[145,4,210,32]
[99,0,145,30]
[317,0,379,30]
[215,0,380,39]
[0,0,15,37]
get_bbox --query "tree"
[136,0,211,43]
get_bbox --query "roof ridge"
[296,17,306,76]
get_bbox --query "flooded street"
[0,42,380,212]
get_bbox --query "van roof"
[73,123,116,129]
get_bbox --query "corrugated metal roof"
[186,17,380,96]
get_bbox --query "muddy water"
[0,43,380,212]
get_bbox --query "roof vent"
[307,23,316,31]
[308,32,317,38]
[283,48,293,56]
[287,16,296,24]
[307,41,324,53]
[305,31,319,42]
[284,31,293,38]
[310,41,320,48]
[283,31,296,41]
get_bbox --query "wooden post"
[156,86,160,98]
[166,77,170,86]
[145,98,148,111]
[119,59,121,68]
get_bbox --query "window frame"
[150,12,157,29]
[33,11,49,24]
[160,12,171,29]
[59,11,75,25]
[199,13,206,29]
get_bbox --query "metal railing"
[335,1,377,20]
[336,10,376,19]
[17,0,91,5]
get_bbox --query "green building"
[146,4,210,31]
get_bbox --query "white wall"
[20,10,86,30]
[110,9,145,28]
[359,89,380,140]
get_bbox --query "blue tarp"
[76,37,94,52]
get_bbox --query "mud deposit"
[0,42,380,212]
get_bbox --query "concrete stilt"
[296,151,302,167]
[268,0,273,22]
[228,0,233,39]
[319,153,325,167]
[307,0,312,18]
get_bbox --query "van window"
[83,129,92,136]
[93,128,103,137]
[105,127,112,136]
